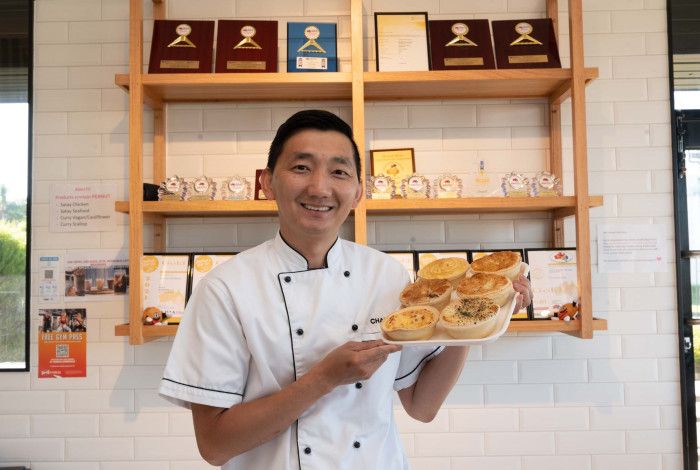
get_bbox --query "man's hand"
[311,340,402,389]
[512,274,533,313]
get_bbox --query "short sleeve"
[393,345,444,391]
[159,277,251,409]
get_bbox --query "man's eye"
[292,165,310,172]
[332,169,351,177]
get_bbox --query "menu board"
[141,254,190,320]
[525,248,577,319]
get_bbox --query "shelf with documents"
[116,0,603,344]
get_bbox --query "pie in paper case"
[417,257,469,287]
[399,278,453,311]
[455,272,513,307]
[380,305,440,341]
[439,297,500,339]
[470,251,521,281]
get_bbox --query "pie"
[470,251,521,280]
[439,297,500,339]
[456,273,513,307]
[381,306,439,341]
[417,257,469,287]
[400,278,453,312]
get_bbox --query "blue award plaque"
[287,22,337,72]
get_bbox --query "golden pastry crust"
[470,251,521,280]
[439,297,500,339]
[400,279,452,311]
[456,273,513,307]
[381,306,439,341]
[417,257,469,286]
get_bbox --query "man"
[159,110,532,469]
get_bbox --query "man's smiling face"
[261,129,363,248]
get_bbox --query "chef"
[159,110,532,469]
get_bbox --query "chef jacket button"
[304,447,311,455]
[344,270,350,277]
[355,382,362,389]
[296,328,304,336]
[351,324,358,331]
[284,276,291,283]
[353,441,361,449]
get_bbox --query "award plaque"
[531,171,562,197]
[400,174,430,199]
[215,20,278,73]
[366,174,396,200]
[501,172,531,197]
[186,176,216,201]
[434,174,462,199]
[491,19,560,69]
[370,148,415,189]
[428,19,495,70]
[254,169,267,200]
[158,175,187,201]
[222,176,251,200]
[375,12,430,72]
[148,20,215,73]
[287,23,337,72]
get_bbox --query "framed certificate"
[469,249,529,320]
[375,12,430,71]
[525,248,578,319]
[141,254,191,322]
[416,250,468,270]
[370,148,415,185]
[190,253,236,294]
[385,251,417,281]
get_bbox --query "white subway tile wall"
[8,0,680,468]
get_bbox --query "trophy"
[434,174,462,198]
[186,176,216,201]
[158,175,187,201]
[222,176,252,200]
[531,171,562,197]
[501,172,531,197]
[367,174,396,200]
[400,174,430,199]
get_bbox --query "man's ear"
[351,178,363,208]
[260,168,275,200]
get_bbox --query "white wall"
[0,0,679,469]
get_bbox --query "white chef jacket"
[159,233,443,470]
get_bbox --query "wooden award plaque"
[148,20,215,73]
[254,169,267,200]
[428,19,495,70]
[215,20,278,73]
[491,19,561,69]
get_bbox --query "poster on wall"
[64,251,129,301]
[38,308,87,378]
[525,248,578,319]
[597,223,668,273]
[50,182,117,232]
[142,254,191,322]
[38,255,62,303]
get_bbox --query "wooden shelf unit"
[117,0,605,344]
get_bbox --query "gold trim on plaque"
[510,22,542,46]
[298,25,326,53]
[167,24,197,48]
[445,23,477,47]
[445,57,484,66]
[160,60,200,69]
[227,60,267,70]
[234,25,262,50]
[508,54,548,64]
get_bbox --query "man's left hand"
[512,274,533,313]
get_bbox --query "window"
[0,0,32,371]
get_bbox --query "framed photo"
[416,250,468,270]
[190,253,237,294]
[524,248,578,320]
[384,251,417,281]
[370,148,416,185]
[141,254,191,323]
[375,12,430,71]
[469,249,529,320]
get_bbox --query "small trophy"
[501,172,531,197]
[158,175,187,201]
[222,176,251,200]
[531,171,562,197]
[186,176,216,201]
[400,174,430,199]
[367,174,396,200]
[434,174,462,199]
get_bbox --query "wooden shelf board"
[115,73,353,102]
[115,317,607,339]
[365,195,603,216]
[115,200,278,217]
[363,68,598,101]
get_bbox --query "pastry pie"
[381,305,439,341]
[456,273,513,307]
[400,278,453,312]
[439,297,500,339]
[470,251,521,280]
[417,257,469,287]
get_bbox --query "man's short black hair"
[267,109,362,182]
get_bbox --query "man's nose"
[307,170,332,196]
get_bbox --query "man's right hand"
[311,340,402,390]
